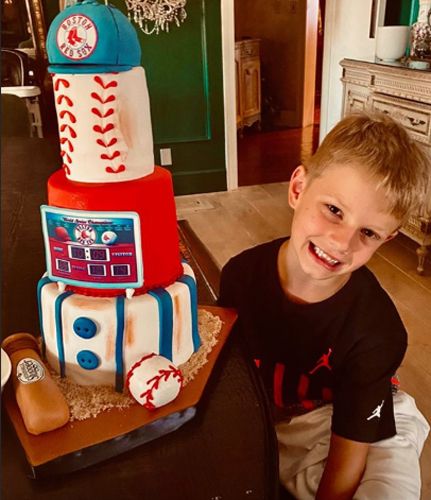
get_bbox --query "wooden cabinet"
[340,58,431,273]
[235,39,261,134]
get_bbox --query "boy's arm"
[316,432,369,500]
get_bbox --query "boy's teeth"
[313,244,339,265]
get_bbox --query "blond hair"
[303,112,430,221]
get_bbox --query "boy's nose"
[329,226,358,255]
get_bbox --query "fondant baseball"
[126,353,183,410]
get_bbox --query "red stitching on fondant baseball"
[59,110,76,123]
[91,107,114,118]
[96,138,117,148]
[57,95,73,106]
[105,165,126,174]
[54,78,70,91]
[93,123,115,134]
[91,92,116,104]
[94,75,118,89]
[100,151,120,160]
[62,164,71,175]
[60,124,77,138]
[138,365,183,410]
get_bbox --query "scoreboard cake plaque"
[40,206,144,289]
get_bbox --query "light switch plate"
[160,148,172,166]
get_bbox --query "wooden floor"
[237,124,320,186]
[176,182,431,499]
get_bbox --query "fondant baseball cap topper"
[47,0,141,74]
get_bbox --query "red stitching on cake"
[100,151,120,160]
[96,138,117,148]
[91,74,125,175]
[53,74,76,175]
[60,137,74,152]
[137,364,183,410]
[105,165,126,173]
[57,95,73,106]
[94,75,118,89]
[91,92,116,104]
[59,110,77,123]
[60,150,72,164]
[93,123,115,134]
[60,124,77,138]
[91,107,114,118]
[54,78,70,91]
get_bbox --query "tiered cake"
[38,0,200,395]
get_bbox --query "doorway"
[234,0,325,186]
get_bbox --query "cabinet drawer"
[344,83,370,115]
[371,94,431,146]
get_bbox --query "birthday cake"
[35,2,200,402]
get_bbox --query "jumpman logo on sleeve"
[366,400,385,421]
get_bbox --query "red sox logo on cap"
[56,14,98,61]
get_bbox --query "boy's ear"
[385,229,399,242]
[288,165,307,209]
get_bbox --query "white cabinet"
[340,58,431,273]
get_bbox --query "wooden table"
[1,137,279,500]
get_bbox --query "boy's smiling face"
[287,163,400,288]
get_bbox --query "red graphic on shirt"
[309,348,333,375]
[296,348,333,408]
[255,348,334,411]
[273,362,285,408]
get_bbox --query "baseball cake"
[2,0,216,435]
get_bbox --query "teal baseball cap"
[47,0,141,74]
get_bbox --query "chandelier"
[125,0,187,35]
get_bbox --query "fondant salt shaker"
[2,333,70,435]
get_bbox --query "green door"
[112,0,227,195]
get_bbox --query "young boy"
[218,112,430,499]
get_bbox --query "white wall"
[319,0,377,140]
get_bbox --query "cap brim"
[48,64,135,74]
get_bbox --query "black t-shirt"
[218,237,407,443]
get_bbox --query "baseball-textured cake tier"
[51,68,154,183]
[38,262,200,391]
[46,166,182,296]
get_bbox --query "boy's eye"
[326,204,342,217]
[361,228,380,240]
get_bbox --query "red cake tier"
[47,166,182,297]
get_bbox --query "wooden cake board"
[3,306,237,477]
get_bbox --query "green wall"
[111,0,227,195]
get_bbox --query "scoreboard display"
[41,206,144,289]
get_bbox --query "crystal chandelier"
[125,0,187,35]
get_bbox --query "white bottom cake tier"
[37,262,200,391]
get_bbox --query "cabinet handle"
[408,117,426,127]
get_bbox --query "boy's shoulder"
[348,266,406,337]
[220,237,287,292]
[226,237,288,269]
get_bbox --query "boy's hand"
[316,432,369,500]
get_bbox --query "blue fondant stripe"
[178,275,201,351]
[115,295,126,392]
[148,289,173,360]
[37,276,53,358]
[54,290,74,377]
